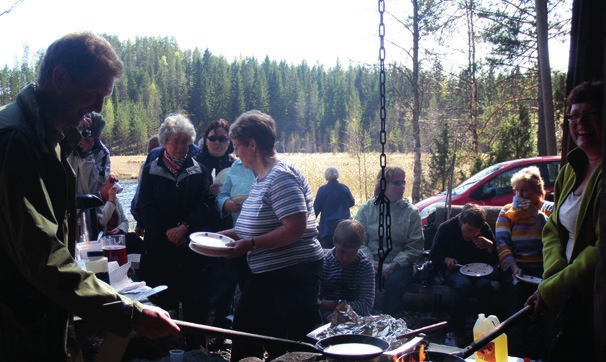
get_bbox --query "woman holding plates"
[220,110,325,361]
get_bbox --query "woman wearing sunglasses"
[198,119,235,195]
[355,166,424,316]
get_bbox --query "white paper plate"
[515,274,543,285]
[459,263,493,277]
[229,194,248,204]
[189,232,234,257]
[214,168,230,185]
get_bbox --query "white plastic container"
[473,313,508,362]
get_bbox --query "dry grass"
[111,152,417,214]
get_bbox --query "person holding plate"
[220,110,325,361]
[430,203,498,347]
[207,158,255,350]
[138,113,220,350]
[495,166,553,358]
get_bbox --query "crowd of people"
[0,31,602,362]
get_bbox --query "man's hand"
[472,236,494,253]
[445,257,459,270]
[133,305,180,339]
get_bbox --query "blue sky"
[0,0,569,71]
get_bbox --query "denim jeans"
[444,269,493,334]
[381,264,414,316]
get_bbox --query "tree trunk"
[466,0,479,156]
[535,0,557,155]
[536,73,547,155]
[411,0,423,203]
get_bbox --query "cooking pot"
[315,334,390,360]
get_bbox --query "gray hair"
[324,167,340,181]
[158,113,196,145]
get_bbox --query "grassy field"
[111,152,418,213]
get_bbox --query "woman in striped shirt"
[221,110,325,361]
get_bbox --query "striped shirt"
[235,158,324,274]
[321,249,375,316]
[496,200,554,271]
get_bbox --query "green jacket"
[539,148,600,313]
[0,85,142,361]
[355,197,424,267]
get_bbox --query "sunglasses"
[390,180,406,187]
[207,136,229,143]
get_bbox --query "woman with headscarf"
[138,113,219,350]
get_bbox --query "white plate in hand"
[189,232,234,257]
[459,263,493,277]
[515,274,543,285]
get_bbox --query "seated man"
[320,219,375,322]
[429,203,498,347]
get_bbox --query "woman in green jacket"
[355,166,424,316]
[526,81,602,361]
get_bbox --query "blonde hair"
[511,166,545,197]
[373,166,405,197]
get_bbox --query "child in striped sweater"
[495,166,553,357]
[320,219,375,322]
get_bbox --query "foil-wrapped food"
[314,302,411,350]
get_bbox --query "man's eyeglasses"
[566,112,602,123]
[207,135,229,143]
[390,180,406,187]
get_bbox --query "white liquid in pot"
[323,343,383,355]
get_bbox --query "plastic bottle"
[473,313,508,362]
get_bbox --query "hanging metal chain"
[375,0,392,290]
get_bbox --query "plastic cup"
[101,235,127,266]
[512,196,522,210]
[169,349,184,362]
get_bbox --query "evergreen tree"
[428,121,452,192]
[491,104,535,163]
